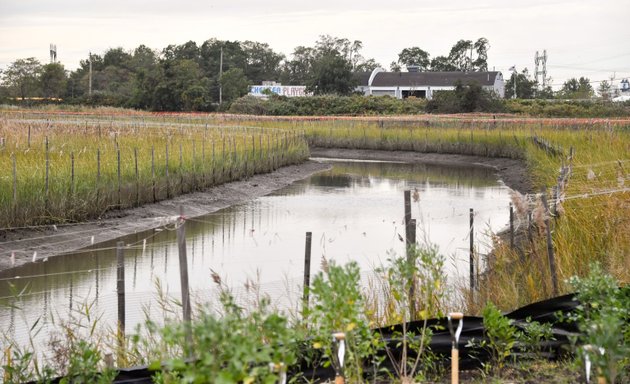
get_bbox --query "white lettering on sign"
[249,85,311,97]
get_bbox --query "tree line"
[0,35,602,111]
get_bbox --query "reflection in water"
[0,159,511,349]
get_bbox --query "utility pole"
[219,46,223,106]
[88,51,93,96]
[510,66,517,99]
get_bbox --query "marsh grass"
[0,113,309,228]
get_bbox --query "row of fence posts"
[7,131,301,223]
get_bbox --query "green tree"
[429,56,457,71]
[241,41,285,84]
[598,80,612,100]
[306,50,356,95]
[40,63,67,98]
[397,47,430,70]
[559,77,594,99]
[1,57,42,99]
[504,68,537,99]
[220,68,249,106]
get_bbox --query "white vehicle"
[612,94,630,102]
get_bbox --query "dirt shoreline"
[0,148,530,272]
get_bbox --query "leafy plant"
[60,340,117,384]
[567,263,629,384]
[377,244,446,382]
[306,260,379,382]
[479,302,518,376]
[155,290,300,384]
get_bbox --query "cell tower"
[534,50,548,87]
[49,44,57,63]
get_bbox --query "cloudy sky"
[1,0,629,90]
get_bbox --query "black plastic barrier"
[26,293,584,383]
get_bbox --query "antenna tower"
[49,44,57,63]
[534,50,548,88]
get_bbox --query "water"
[0,159,512,349]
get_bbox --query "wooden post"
[45,136,49,211]
[116,241,125,364]
[404,191,412,247]
[409,218,417,319]
[70,152,75,197]
[179,142,184,194]
[469,208,475,291]
[165,141,170,198]
[12,153,17,217]
[177,207,193,356]
[96,148,101,206]
[509,203,515,249]
[303,232,312,317]
[404,191,417,319]
[134,148,139,206]
[540,190,559,296]
[151,146,156,202]
[117,148,121,207]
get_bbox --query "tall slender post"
[404,191,417,319]
[177,207,193,356]
[45,136,49,211]
[469,208,475,291]
[151,146,156,202]
[509,203,515,249]
[117,148,121,207]
[540,190,559,296]
[116,241,125,364]
[70,152,75,197]
[96,148,101,206]
[303,232,312,317]
[12,153,17,217]
[134,148,139,205]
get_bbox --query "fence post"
[404,191,417,319]
[45,136,49,211]
[134,148,139,206]
[179,142,184,194]
[469,208,475,291]
[117,148,121,207]
[177,207,193,356]
[303,231,312,319]
[509,203,515,249]
[540,189,559,296]
[165,141,170,198]
[409,218,417,320]
[96,148,101,207]
[12,153,17,219]
[70,152,75,198]
[116,241,126,365]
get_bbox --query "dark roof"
[354,72,372,85]
[360,71,502,87]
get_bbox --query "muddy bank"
[0,149,529,272]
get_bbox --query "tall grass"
[0,112,309,228]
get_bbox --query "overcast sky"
[1,0,629,89]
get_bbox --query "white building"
[356,67,505,99]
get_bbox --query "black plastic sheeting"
[30,293,582,383]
